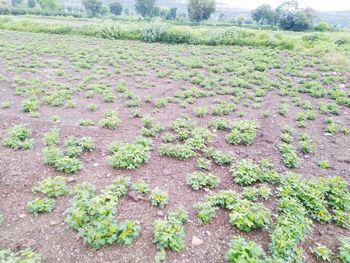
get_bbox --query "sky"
[218,0,350,11]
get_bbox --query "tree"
[251,4,276,25]
[27,0,36,8]
[135,0,155,18]
[82,0,103,17]
[109,2,123,16]
[188,0,216,23]
[276,0,314,31]
[38,0,61,11]
[11,0,23,7]
[167,7,177,20]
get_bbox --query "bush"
[226,236,266,263]
[142,20,166,43]
[312,243,332,261]
[2,124,34,150]
[314,22,330,32]
[108,137,153,169]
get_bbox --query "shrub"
[226,236,266,263]
[312,243,332,261]
[229,199,271,232]
[2,124,34,150]
[150,188,169,208]
[108,137,153,169]
[226,120,259,145]
[186,171,219,190]
[32,176,68,198]
[27,197,55,216]
[142,21,166,43]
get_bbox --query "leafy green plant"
[186,171,219,190]
[99,110,120,129]
[0,248,42,263]
[195,106,208,117]
[204,147,234,165]
[229,199,271,232]
[226,120,259,145]
[279,143,300,168]
[312,243,332,261]
[32,176,68,198]
[2,124,34,150]
[153,208,188,252]
[132,181,150,194]
[27,198,55,216]
[319,160,331,169]
[159,143,196,160]
[78,119,95,126]
[299,133,315,154]
[43,128,59,146]
[339,237,350,263]
[196,157,211,170]
[150,188,169,208]
[226,236,266,263]
[108,137,153,169]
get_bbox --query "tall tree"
[135,0,155,18]
[82,0,103,17]
[27,0,36,8]
[11,0,23,7]
[38,0,62,11]
[188,0,216,23]
[251,4,276,25]
[109,2,123,16]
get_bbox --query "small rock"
[18,214,27,219]
[97,252,104,257]
[164,170,171,176]
[339,84,346,88]
[156,211,164,217]
[50,221,58,226]
[93,163,99,167]
[205,231,211,236]
[67,177,76,183]
[192,236,203,246]
[324,133,332,137]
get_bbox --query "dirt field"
[0,30,349,262]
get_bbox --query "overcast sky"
[219,0,350,11]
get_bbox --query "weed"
[99,110,120,129]
[0,248,41,262]
[132,181,150,194]
[32,176,68,198]
[312,244,332,261]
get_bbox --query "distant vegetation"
[0,0,349,30]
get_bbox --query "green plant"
[87,103,97,112]
[162,133,176,143]
[229,199,271,232]
[226,236,266,263]
[99,110,120,129]
[299,133,315,154]
[319,160,331,169]
[195,106,208,117]
[159,143,196,160]
[32,176,68,198]
[339,237,350,263]
[65,178,140,249]
[21,97,39,113]
[0,248,42,262]
[27,198,55,216]
[196,157,211,170]
[150,188,169,208]
[186,171,219,190]
[43,128,59,146]
[226,120,259,145]
[108,137,153,169]
[132,181,150,194]
[279,143,300,168]
[153,208,188,252]
[230,159,279,186]
[312,243,332,261]
[2,124,34,150]
[78,118,95,126]
[204,147,234,165]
